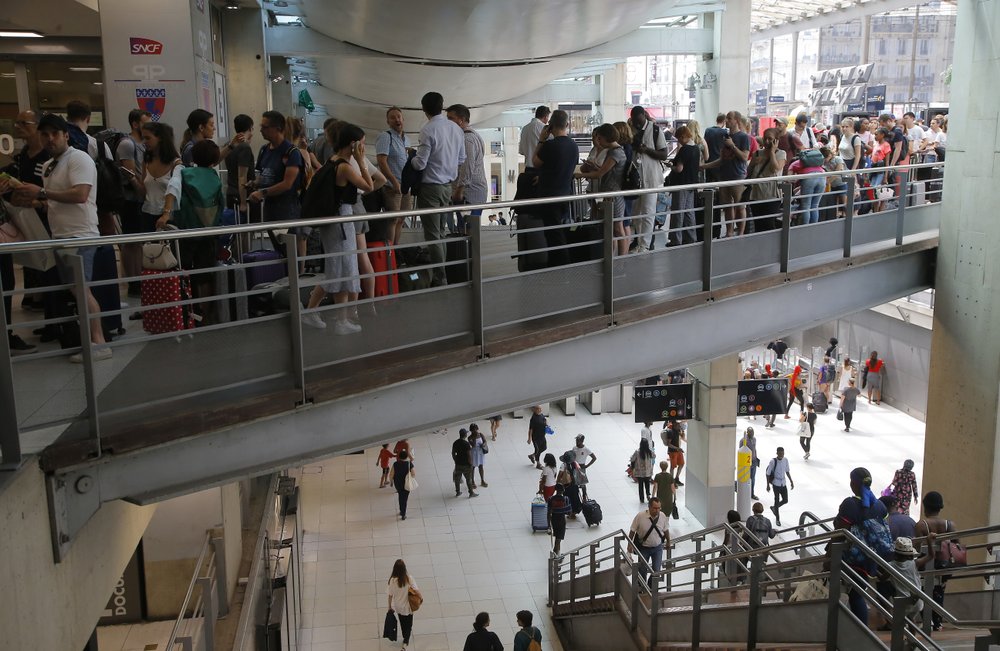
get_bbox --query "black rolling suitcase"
[582,499,603,526]
[566,221,603,263]
[91,244,125,340]
[515,213,548,272]
[444,233,469,284]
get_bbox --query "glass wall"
[771,34,794,100]
[624,54,699,121]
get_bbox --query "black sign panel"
[634,384,693,422]
[99,544,145,625]
[737,378,788,416]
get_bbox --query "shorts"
[489,415,502,422]
[550,514,566,540]
[669,450,685,467]
[381,466,390,477]
[717,184,745,206]
[56,245,97,284]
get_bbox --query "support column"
[600,64,627,124]
[686,355,741,528]
[696,2,751,125]
[502,125,520,200]
[222,9,269,128]
[923,0,1000,538]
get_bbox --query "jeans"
[847,586,868,624]
[798,176,826,224]
[636,544,664,582]
[750,459,759,496]
[672,190,696,245]
[397,613,413,644]
[637,477,651,503]
[772,485,788,520]
[417,183,452,286]
[799,436,811,454]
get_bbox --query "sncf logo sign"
[129,38,163,55]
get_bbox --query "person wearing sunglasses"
[3,113,111,362]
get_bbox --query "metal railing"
[0,162,944,466]
[548,514,1000,651]
[167,531,230,651]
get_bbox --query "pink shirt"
[788,159,824,175]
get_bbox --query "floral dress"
[890,469,918,515]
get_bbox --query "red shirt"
[378,448,396,468]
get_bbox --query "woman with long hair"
[462,612,503,651]
[389,449,415,520]
[139,121,183,232]
[469,423,489,488]
[386,558,420,650]
[686,119,710,164]
[301,123,372,334]
[575,123,627,255]
[630,438,656,503]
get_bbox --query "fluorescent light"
[93,81,103,86]
[39,79,64,84]
[274,15,303,24]
[69,67,101,72]
[225,3,239,8]
[0,30,44,38]
[1,73,15,78]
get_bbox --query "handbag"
[572,465,589,486]
[382,610,398,641]
[797,421,812,438]
[4,200,55,271]
[404,468,418,492]
[789,574,830,602]
[937,540,967,568]
[0,220,24,244]
[142,226,180,270]
[407,586,423,612]
[836,409,844,421]
[556,469,573,485]
[481,439,489,454]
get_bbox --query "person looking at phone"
[249,111,303,223]
[702,111,751,237]
[411,91,466,287]
[628,106,670,252]
[531,109,579,267]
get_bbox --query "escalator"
[547,515,1000,651]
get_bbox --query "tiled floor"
[295,393,925,651]
[96,619,174,651]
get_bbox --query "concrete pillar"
[923,0,1000,535]
[98,0,220,130]
[269,57,294,117]
[502,125,520,200]
[600,64,627,124]
[686,355,741,528]
[222,8,269,128]
[696,1,751,125]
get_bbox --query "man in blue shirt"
[249,110,303,224]
[376,106,412,244]
[531,110,579,267]
[411,92,466,286]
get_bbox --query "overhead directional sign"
[737,379,788,416]
[634,384,693,422]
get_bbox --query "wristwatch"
[261,188,269,197]
[38,189,47,201]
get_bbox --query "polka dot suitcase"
[141,269,195,334]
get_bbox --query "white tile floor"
[295,395,926,651]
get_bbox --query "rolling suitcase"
[242,247,286,288]
[444,233,469,284]
[531,496,549,532]
[908,181,926,207]
[582,499,603,527]
[91,244,125,340]
[811,391,829,414]
[397,246,432,292]
[141,269,195,334]
[566,221,603,263]
[366,240,398,297]
[515,213,548,272]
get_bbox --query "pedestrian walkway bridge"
[0,164,942,557]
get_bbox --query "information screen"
[737,378,789,416]
[633,384,694,422]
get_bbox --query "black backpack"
[622,144,641,191]
[300,159,346,219]
[93,135,126,214]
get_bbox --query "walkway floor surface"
[294,394,926,651]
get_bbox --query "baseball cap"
[37,113,69,132]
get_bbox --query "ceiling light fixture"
[225,3,239,9]
[93,81,103,86]
[39,79,64,84]
[69,67,101,72]
[0,30,44,38]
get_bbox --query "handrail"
[0,161,938,254]
[232,474,281,650]
[166,532,213,650]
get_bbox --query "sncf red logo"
[129,38,163,55]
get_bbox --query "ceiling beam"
[752,0,922,40]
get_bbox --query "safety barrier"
[0,162,943,466]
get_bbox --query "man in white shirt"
[573,434,597,500]
[629,497,671,581]
[765,446,794,526]
[411,91,466,287]
[901,112,925,157]
[640,421,655,451]
[6,113,111,362]
[629,106,670,252]
[518,105,551,168]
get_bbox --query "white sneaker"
[69,346,113,363]
[301,312,326,329]
[337,319,361,333]
[334,320,360,335]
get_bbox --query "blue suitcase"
[531,496,549,532]
[242,248,286,288]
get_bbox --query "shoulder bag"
[935,520,967,567]
[142,226,180,270]
[407,585,423,612]
[403,463,418,492]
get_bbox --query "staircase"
[547,517,1000,651]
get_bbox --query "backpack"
[173,167,224,230]
[94,129,130,177]
[844,516,894,575]
[300,159,347,220]
[69,124,127,213]
[797,148,825,167]
[819,364,833,384]
[516,627,542,651]
[622,145,641,191]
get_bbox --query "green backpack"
[174,167,225,230]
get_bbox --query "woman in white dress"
[837,357,856,398]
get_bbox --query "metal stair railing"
[166,530,230,651]
[548,513,1000,651]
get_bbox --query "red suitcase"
[141,269,195,334]
[367,240,398,297]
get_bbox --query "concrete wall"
[0,463,155,651]
[802,306,932,421]
[222,8,269,129]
